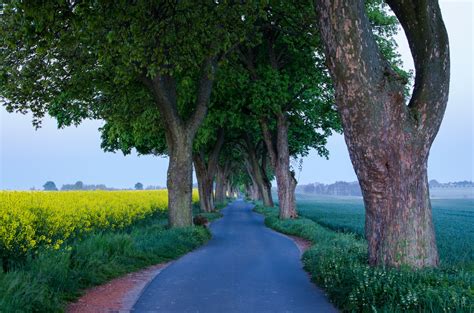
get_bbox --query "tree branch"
[315,0,403,110]
[386,0,450,139]
[208,128,225,176]
[186,57,217,136]
[260,119,277,169]
[141,73,183,139]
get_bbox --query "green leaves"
[0,0,399,164]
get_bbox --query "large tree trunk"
[274,164,297,219]
[362,150,437,267]
[261,113,297,219]
[243,138,274,207]
[315,0,449,267]
[167,136,194,227]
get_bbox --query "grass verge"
[192,200,229,222]
[254,205,473,313]
[0,212,211,312]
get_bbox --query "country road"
[132,200,337,313]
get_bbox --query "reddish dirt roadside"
[288,235,312,254]
[67,262,169,313]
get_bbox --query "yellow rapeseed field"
[0,190,199,261]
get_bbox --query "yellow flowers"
[0,190,199,261]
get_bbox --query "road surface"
[132,199,337,313]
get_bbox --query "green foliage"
[296,196,474,269]
[1,0,262,144]
[0,214,210,312]
[230,0,341,160]
[255,205,473,313]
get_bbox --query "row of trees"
[43,181,144,190]
[1,1,449,269]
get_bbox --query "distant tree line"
[42,181,163,191]
[298,180,474,197]
[297,181,362,197]
[429,180,474,188]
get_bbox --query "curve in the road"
[132,199,337,313]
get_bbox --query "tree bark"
[261,113,297,219]
[192,129,225,212]
[249,184,260,200]
[167,135,194,227]
[315,0,449,267]
[242,137,274,207]
[194,154,215,213]
[245,166,261,201]
[215,161,230,205]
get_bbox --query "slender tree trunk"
[215,168,225,203]
[315,0,449,267]
[193,154,215,212]
[226,180,233,199]
[248,181,260,201]
[192,130,224,212]
[167,136,194,227]
[243,139,274,207]
[223,179,229,199]
[261,113,297,219]
[215,162,229,205]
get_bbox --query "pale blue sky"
[1,1,473,190]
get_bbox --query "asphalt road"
[132,199,337,313]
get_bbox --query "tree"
[135,182,143,190]
[43,181,57,191]
[237,1,340,218]
[1,1,261,227]
[74,181,84,190]
[315,0,449,267]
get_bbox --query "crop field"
[0,190,199,266]
[296,194,474,269]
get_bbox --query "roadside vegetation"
[0,190,197,270]
[0,191,215,312]
[255,205,473,312]
[0,213,210,313]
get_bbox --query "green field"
[296,194,474,269]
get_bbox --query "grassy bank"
[255,205,473,312]
[0,212,211,312]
